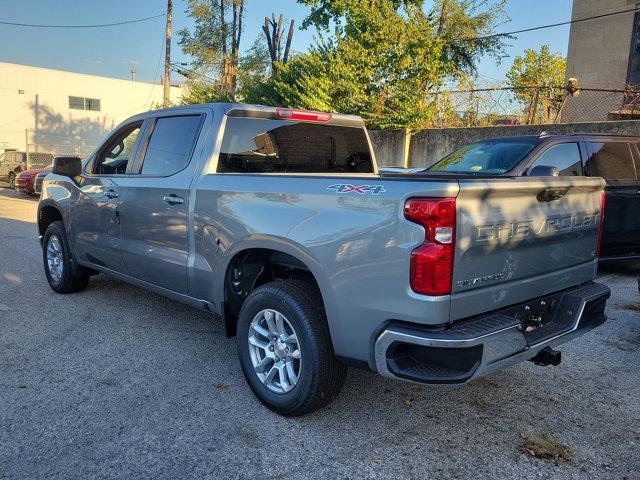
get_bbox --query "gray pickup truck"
[38,103,610,416]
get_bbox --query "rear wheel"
[42,221,89,293]
[8,172,16,189]
[237,280,347,416]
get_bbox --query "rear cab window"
[585,142,638,181]
[217,117,374,174]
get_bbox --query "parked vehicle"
[0,151,27,188]
[426,134,640,263]
[33,169,50,195]
[492,117,521,126]
[17,167,51,195]
[38,104,610,416]
[0,151,55,189]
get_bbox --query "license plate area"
[497,291,577,345]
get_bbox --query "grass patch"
[518,433,572,464]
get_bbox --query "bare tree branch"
[283,19,295,63]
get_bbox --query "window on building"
[628,11,640,88]
[527,143,583,176]
[85,98,101,111]
[69,96,101,111]
[585,142,638,180]
[69,96,85,109]
[140,116,202,176]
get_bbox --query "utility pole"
[163,0,172,108]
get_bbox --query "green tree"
[178,0,247,101]
[298,0,508,75]
[254,0,447,130]
[432,0,510,75]
[255,0,508,130]
[506,44,566,123]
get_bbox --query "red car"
[15,167,50,195]
[491,117,521,126]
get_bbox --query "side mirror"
[529,165,559,177]
[52,156,82,177]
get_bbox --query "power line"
[468,6,638,42]
[0,13,165,29]
[170,63,217,83]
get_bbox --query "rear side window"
[217,117,374,173]
[140,115,202,176]
[527,143,582,176]
[585,142,637,180]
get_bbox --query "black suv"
[427,134,640,263]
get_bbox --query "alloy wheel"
[46,235,64,283]
[248,308,301,394]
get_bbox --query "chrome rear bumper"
[374,282,610,384]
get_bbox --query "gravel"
[0,186,638,480]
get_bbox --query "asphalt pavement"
[0,185,638,480]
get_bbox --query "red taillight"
[595,190,606,257]
[275,108,332,122]
[404,198,456,296]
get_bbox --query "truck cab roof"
[131,103,366,128]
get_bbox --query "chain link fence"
[26,144,95,169]
[428,85,640,128]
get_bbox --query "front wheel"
[42,221,89,293]
[237,280,347,416]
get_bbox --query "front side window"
[93,122,142,175]
[139,116,202,176]
[427,141,538,174]
[585,142,637,180]
[218,117,374,173]
[527,143,582,176]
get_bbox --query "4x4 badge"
[327,184,385,195]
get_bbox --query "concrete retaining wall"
[369,120,640,168]
[368,129,407,167]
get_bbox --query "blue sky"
[0,0,572,85]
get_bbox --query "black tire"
[42,221,89,294]
[237,280,347,416]
[8,172,16,189]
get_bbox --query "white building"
[0,61,184,154]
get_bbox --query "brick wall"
[562,0,637,121]
[566,0,635,88]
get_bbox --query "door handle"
[163,194,184,205]
[105,189,119,199]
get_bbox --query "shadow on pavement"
[0,186,38,201]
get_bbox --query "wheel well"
[223,248,321,337]
[38,206,63,237]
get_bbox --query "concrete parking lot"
[0,185,638,480]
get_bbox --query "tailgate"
[450,176,604,322]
